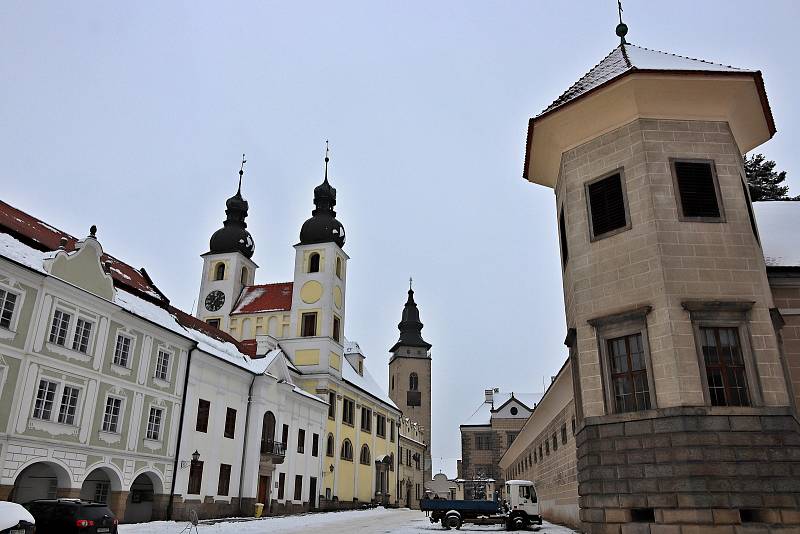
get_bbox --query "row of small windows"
[559,159,759,266]
[307,252,344,278]
[212,263,249,284]
[324,434,395,468]
[390,372,420,392]
[327,392,396,441]
[300,312,341,342]
[506,417,576,479]
[33,377,165,440]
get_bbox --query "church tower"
[282,148,349,376]
[389,284,432,484]
[196,160,257,331]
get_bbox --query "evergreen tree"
[743,153,797,201]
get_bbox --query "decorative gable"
[44,228,115,301]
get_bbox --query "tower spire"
[238,153,246,194]
[616,0,628,44]
[324,140,330,182]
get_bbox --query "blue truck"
[420,480,541,530]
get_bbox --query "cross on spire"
[409,277,413,290]
[324,140,330,181]
[616,0,629,44]
[238,153,247,193]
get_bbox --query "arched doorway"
[124,472,161,523]
[12,461,72,503]
[81,467,123,516]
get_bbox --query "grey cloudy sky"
[2,1,798,476]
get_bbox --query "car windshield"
[79,505,114,519]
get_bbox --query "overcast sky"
[2,1,798,477]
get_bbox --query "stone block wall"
[576,407,800,533]
[769,279,800,414]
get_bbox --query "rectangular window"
[586,171,629,239]
[476,434,491,450]
[146,407,163,440]
[155,350,170,381]
[390,421,395,442]
[671,159,723,220]
[342,397,354,425]
[328,391,336,419]
[49,310,71,346]
[58,386,80,425]
[360,407,372,432]
[0,289,17,329]
[33,379,58,420]
[217,464,231,496]
[559,208,569,266]
[608,333,651,413]
[94,482,109,503]
[206,318,220,328]
[102,397,122,433]
[277,472,286,500]
[312,433,319,457]
[561,423,567,444]
[415,454,420,470]
[301,312,317,337]
[297,428,305,453]
[701,327,750,407]
[545,440,549,455]
[224,407,237,439]
[188,461,203,494]
[332,316,341,343]
[416,484,420,500]
[113,335,132,367]
[294,475,303,502]
[552,433,558,451]
[196,399,210,433]
[282,424,289,446]
[376,414,386,438]
[406,449,411,466]
[72,318,92,353]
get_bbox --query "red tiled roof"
[239,339,258,357]
[232,282,293,315]
[0,200,169,305]
[169,306,241,346]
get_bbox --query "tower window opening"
[409,372,419,391]
[671,159,723,220]
[336,257,342,278]
[240,266,248,284]
[309,253,321,273]
[214,263,226,281]
[333,316,341,343]
[586,170,629,240]
[559,208,569,266]
[301,312,318,337]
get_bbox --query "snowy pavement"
[119,508,579,534]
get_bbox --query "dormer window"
[309,253,321,273]
[214,263,226,281]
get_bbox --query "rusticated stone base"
[268,500,311,515]
[171,496,241,521]
[577,407,800,534]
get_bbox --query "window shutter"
[674,161,720,218]
[588,173,627,237]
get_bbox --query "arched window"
[240,266,248,284]
[341,439,353,461]
[409,372,419,391]
[389,452,394,472]
[214,263,226,281]
[326,434,334,457]
[309,253,321,273]
[335,257,342,278]
[360,444,371,465]
[261,411,276,453]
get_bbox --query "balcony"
[260,439,286,465]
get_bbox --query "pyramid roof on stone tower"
[540,42,753,118]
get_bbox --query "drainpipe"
[238,373,258,515]
[166,343,197,520]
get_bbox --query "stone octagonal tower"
[523,34,800,532]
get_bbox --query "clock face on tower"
[204,290,225,312]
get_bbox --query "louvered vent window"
[673,160,722,219]
[559,209,569,266]
[587,172,628,239]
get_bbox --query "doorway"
[308,477,317,509]
[257,475,270,506]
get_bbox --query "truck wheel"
[444,512,462,530]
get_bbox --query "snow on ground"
[119,508,579,534]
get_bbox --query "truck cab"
[505,480,541,529]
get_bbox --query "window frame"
[217,463,231,496]
[0,285,22,332]
[376,413,386,438]
[154,348,172,382]
[301,312,318,337]
[359,444,371,465]
[327,391,336,420]
[297,428,305,454]
[112,333,134,369]
[214,262,226,281]
[308,253,321,273]
[188,460,203,495]
[224,407,237,439]
[340,439,353,461]
[146,406,164,441]
[332,315,341,343]
[669,158,726,223]
[101,395,124,434]
[584,167,632,242]
[325,433,334,457]
[589,305,657,415]
[342,397,355,426]
[682,300,762,407]
[360,406,372,433]
[196,398,211,433]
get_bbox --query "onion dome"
[299,146,346,248]
[209,159,255,258]
[390,284,431,352]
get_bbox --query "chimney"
[484,389,494,405]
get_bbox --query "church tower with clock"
[196,163,257,331]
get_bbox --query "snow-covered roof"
[231,282,293,315]
[754,201,800,268]
[343,339,362,355]
[461,392,542,426]
[342,355,398,410]
[0,231,273,375]
[540,43,751,117]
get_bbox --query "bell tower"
[389,281,433,484]
[196,157,257,331]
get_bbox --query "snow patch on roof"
[461,392,542,426]
[342,357,398,410]
[754,201,800,267]
[0,233,48,273]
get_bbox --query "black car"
[24,499,118,534]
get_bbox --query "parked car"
[24,499,117,534]
[0,501,36,534]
